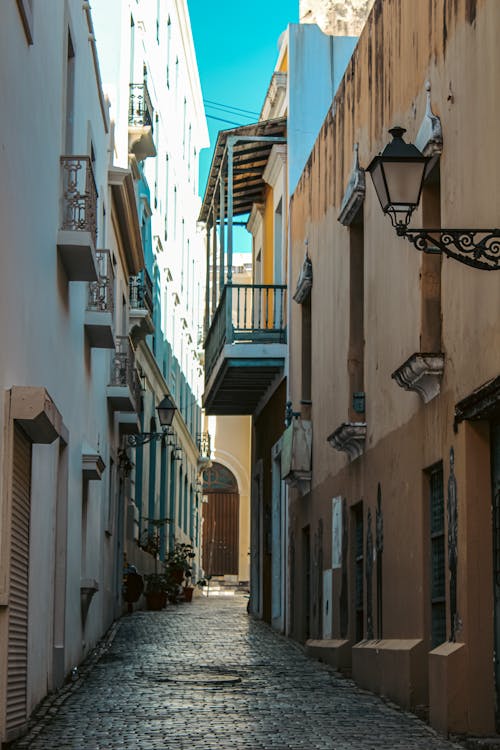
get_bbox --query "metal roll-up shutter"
[6,424,32,735]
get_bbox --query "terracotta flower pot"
[183,587,194,602]
[145,591,166,611]
[170,568,184,585]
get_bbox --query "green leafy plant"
[143,573,168,594]
[164,542,196,594]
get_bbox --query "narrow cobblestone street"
[11,595,467,750]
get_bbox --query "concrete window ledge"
[305,639,351,674]
[352,638,426,710]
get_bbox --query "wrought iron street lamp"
[367,127,500,270]
[127,394,177,447]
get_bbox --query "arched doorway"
[202,462,239,577]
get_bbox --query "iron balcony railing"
[205,283,287,382]
[128,82,154,131]
[109,336,141,407]
[129,270,153,315]
[60,155,98,246]
[196,432,211,458]
[87,250,114,312]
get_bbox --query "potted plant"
[182,582,194,602]
[143,573,168,610]
[165,542,196,602]
[165,542,195,584]
[139,518,171,611]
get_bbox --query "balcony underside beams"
[203,343,286,415]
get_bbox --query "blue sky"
[188,0,298,198]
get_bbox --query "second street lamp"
[127,394,177,447]
[367,127,500,271]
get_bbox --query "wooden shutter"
[6,424,32,736]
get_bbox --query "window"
[166,17,171,87]
[65,32,75,154]
[428,462,446,647]
[353,502,364,642]
[348,219,364,420]
[301,296,312,402]
[16,0,34,44]
[164,154,169,240]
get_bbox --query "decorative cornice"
[327,422,367,460]
[293,252,313,304]
[415,81,443,158]
[392,352,445,403]
[338,143,365,226]
[262,144,287,190]
[246,202,265,236]
[260,71,287,120]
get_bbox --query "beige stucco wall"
[205,414,252,582]
[288,0,499,735]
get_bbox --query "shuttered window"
[6,424,32,735]
[429,463,446,648]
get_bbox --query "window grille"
[430,464,446,647]
[354,504,364,642]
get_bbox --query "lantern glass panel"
[384,160,427,208]
[369,159,390,211]
[157,396,176,426]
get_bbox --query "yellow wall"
[278,48,288,73]
[263,185,274,284]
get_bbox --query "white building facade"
[0,0,146,742]
[92,0,210,572]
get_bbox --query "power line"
[205,102,255,121]
[203,98,259,117]
[206,113,244,127]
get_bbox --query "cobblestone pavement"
[14,596,466,750]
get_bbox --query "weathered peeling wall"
[289,0,499,735]
[299,0,375,36]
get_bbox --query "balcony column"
[227,138,234,284]
[219,177,225,294]
[211,209,217,314]
[204,221,211,335]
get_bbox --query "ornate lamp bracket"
[127,426,174,447]
[402,227,500,271]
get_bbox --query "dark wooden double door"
[202,492,239,576]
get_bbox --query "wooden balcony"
[57,156,98,281]
[84,250,115,348]
[203,283,287,415]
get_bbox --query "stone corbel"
[392,353,445,403]
[338,143,365,226]
[415,81,443,176]
[327,422,367,461]
[293,250,313,304]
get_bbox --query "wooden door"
[202,492,239,576]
